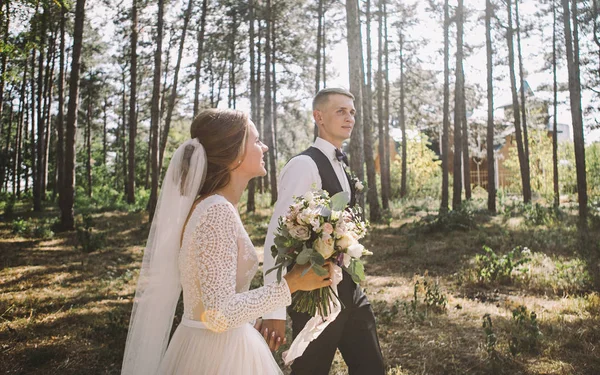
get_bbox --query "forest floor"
[1,193,599,375]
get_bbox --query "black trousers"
[289,304,385,375]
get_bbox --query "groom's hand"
[259,319,287,351]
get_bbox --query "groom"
[261,88,385,374]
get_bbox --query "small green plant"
[32,220,55,240]
[508,305,542,356]
[402,275,448,322]
[11,218,29,236]
[76,214,105,253]
[475,246,531,284]
[371,299,401,325]
[402,280,425,323]
[424,278,448,313]
[482,313,498,358]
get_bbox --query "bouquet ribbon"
[282,263,344,365]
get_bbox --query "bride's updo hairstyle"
[190,108,249,196]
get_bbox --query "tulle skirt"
[158,318,283,375]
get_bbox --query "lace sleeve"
[195,202,292,332]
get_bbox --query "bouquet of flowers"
[267,189,371,317]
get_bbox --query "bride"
[121,109,333,375]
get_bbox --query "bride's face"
[237,121,268,178]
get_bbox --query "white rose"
[336,233,357,250]
[347,243,365,259]
[343,253,352,268]
[288,225,311,241]
[314,236,335,259]
[303,191,314,202]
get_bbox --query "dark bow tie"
[335,148,349,165]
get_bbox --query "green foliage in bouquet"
[267,190,371,317]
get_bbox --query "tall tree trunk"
[399,32,407,199]
[562,0,587,220]
[440,0,450,212]
[452,0,465,209]
[383,0,391,204]
[486,0,496,212]
[0,0,9,189]
[120,71,128,196]
[552,0,559,209]
[346,0,365,208]
[148,0,164,218]
[15,81,25,196]
[247,0,257,213]
[86,98,92,197]
[193,0,208,117]
[462,81,471,199]
[363,0,381,222]
[257,20,264,194]
[272,19,278,161]
[57,0,66,212]
[264,0,277,204]
[228,12,237,108]
[515,0,531,193]
[127,0,138,204]
[159,0,194,178]
[376,0,385,204]
[506,0,531,203]
[102,96,108,165]
[34,5,48,210]
[61,0,86,230]
[314,0,324,140]
[31,48,38,208]
[42,25,56,199]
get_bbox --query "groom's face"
[314,94,356,143]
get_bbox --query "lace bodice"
[179,195,291,332]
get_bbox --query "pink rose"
[322,222,334,235]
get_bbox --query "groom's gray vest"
[290,147,369,309]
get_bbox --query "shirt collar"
[313,137,340,162]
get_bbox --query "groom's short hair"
[312,88,355,111]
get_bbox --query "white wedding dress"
[157,195,291,374]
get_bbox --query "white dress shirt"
[262,137,350,320]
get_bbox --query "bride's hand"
[283,262,333,294]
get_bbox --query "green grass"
[1,193,599,374]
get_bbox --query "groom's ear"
[313,109,322,125]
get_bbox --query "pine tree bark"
[452,0,465,209]
[148,0,164,218]
[552,0,559,208]
[159,0,194,178]
[440,0,450,212]
[345,0,365,209]
[383,1,391,204]
[264,0,278,204]
[247,0,257,213]
[376,0,386,205]
[127,0,138,204]
[399,32,407,199]
[193,0,208,117]
[86,98,92,197]
[562,0,587,220]
[314,0,324,140]
[57,0,66,210]
[362,0,381,222]
[462,81,471,200]
[506,0,531,203]
[61,0,87,230]
[486,0,496,212]
[515,0,531,193]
